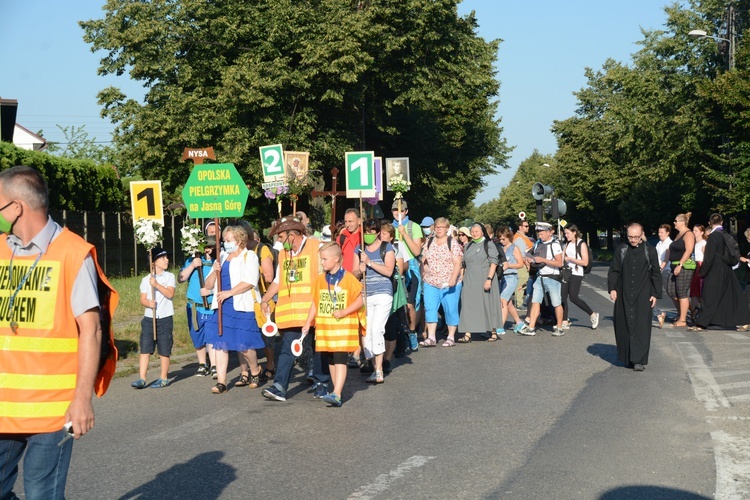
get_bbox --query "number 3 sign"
[345,151,376,198]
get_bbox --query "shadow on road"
[599,485,711,499]
[586,342,619,365]
[117,451,236,500]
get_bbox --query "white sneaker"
[591,312,600,330]
[519,325,536,336]
[552,327,565,337]
[561,321,571,330]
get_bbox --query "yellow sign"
[130,181,164,225]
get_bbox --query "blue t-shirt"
[356,243,395,297]
[182,257,215,314]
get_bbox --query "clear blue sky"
[2,1,671,205]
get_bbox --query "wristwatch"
[486,277,492,281]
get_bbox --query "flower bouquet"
[134,217,163,250]
[180,224,206,256]
[387,178,411,200]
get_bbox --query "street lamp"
[688,4,736,70]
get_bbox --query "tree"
[81,0,509,225]
[46,124,116,166]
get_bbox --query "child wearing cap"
[132,247,176,389]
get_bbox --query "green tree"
[81,0,509,226]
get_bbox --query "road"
[36,267,750,498]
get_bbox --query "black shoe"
[360,361,374,374]
[383,359,392,374]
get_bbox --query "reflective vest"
[275,238,320,329]
[312,271,365,352]
[0,229,118,434]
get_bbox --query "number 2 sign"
[259,144,286,183]
[345,151,376,198]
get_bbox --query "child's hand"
[149,276,158,287]
[199,287,211,297]
[332,310,343,320]
[149,299,156,308]
[192,257,202,268]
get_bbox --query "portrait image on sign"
[284,151,310,183]
[385,157,410,190]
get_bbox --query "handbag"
[391,274,408,314]
[673,259,697,270]
[560,266,573,283]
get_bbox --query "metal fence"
[50,210,187,277]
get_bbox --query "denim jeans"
[0,428,73,500]
[273,328,330,395]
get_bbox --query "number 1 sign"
[345,151,376,198]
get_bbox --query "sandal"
[261,367,276,382]
[737,324,750,332]
[687,325,706,332]
[419,338,437,347]
[211,383,227,394]
[441,339,455,347]
[657,313,666,329]
[486,333,499,342]
[670,321,687,328]
[456,334,471,344]
[249,369,262,389]
[234,373,250,387]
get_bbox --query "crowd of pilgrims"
[141,202,750,404]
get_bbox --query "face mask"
[283,236,293,251]
[423,228,432,236]
[0,201,17,234]
[364,234,377,245]
[223,241,238,253]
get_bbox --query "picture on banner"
[386,158,410,189]
[284,151,310,183]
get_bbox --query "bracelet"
[486,277,492,281]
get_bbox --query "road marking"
[580,281,611,301]
[150,408,244,440]
[348,455,435,499]
[714,370,750,378]
[664,331,686,338]
[728,394,750,403]
[675,342,730,411]
[711,430,750,499]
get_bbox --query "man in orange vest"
[260,215,324,401]
[0,166,118,499]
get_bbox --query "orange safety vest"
[0,229,118,434]
[312,270,365,352]
[275,238,320,329]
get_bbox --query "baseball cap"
[420,217,434,227]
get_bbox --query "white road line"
[664,331,686,338]
[713,370,750,378]
[150,408,244,440]
[719,381,750,390]
[580,281,611,301]
[727,394,750,403]
[675,342,730,411]
[348,455,436,499]
[711,430,750,500]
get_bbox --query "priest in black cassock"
[608,223,662,371]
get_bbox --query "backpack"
[253,241,278,293]
[379,241,399,292]
[575,240,593,274]
[620,243,653,271]
[721,231,741,267]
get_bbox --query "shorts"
[140,316,174,357]
[500,274,518,302]
[423,282,461,325]
[667,268,693,299]
[531,276,562,308]
[406,271,419,306]
[186,302,214,348]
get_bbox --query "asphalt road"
[20,265,750,499]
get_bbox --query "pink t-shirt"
[422,237,463,287]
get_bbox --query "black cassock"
[608,243,661,365]
[697,230,750,328]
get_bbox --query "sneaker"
[131,378,146,389]
[496,328,506,336]
[313,383,328,398]
[262,386,286,402]
[551,327,565,337]
[210,366,217,379]
[561,321,571,330]
[347,355,361,369]
[519,325,536,336]
[150,378,170,388]
[591,312,600,330]
[633,363,645,372]
[513,322,526,334]
[408,332,419,351]
[306,369,315,385]
[322,393,343,407]
[195,364,209,377]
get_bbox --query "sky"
[2,1,672,205]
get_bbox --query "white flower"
[134,218,163,250]
[180,224,206,255]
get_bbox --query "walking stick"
[149,252,157,341]
[359,191,367,312]
[214,217,223,336]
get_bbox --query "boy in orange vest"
[132,246,176,389]
[302,242,364,407]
